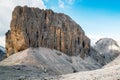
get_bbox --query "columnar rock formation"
[6,6,90,57]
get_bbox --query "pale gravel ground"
[52,65,120,80]
[0,47,120,80]
[0,47,103,80]
[53,54,120,80]
[20,64,120,80]
[103,55,120,68]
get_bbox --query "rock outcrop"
[94,38,120,64]
[6,6,90,57]
[88,47,106,66]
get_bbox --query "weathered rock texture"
[6,6,90,57]
[94,38,120,64]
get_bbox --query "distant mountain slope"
[103,54,120,68]
[95,38,120,53]
[94,38,120,64]
[0,46,6,61]
[0,46,5,52]
[87,47,106,66]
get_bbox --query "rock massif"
[6,6,90,57]
[94,38,120,64]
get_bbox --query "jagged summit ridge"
[6,6,90,57]
[94,38,120,54]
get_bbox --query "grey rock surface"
[6,6,90,57]
[0,47,102,79]
[1,47,120,80]
[94,38,120,64]
[53,65,120,80]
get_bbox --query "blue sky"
[43,0,120,43]
[0,0,120,46]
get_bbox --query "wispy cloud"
[58,0,65,8]
[58,0,75,9]
[0,36,5,47]
[0,0,46,47]
[65,0,74,5]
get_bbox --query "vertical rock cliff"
[6,6,90,57]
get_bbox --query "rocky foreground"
[53,50,120,80]
[52,65,120,80]
[0,45,120,80]
[0,47,103,80]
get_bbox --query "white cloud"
[58,0,65,8]
[0,36,5,47]
[87,34,103,46]
[0,0,46,47]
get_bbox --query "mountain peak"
[95,38,120,52]
[6,6,90,57]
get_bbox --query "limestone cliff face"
[6,6,90,57]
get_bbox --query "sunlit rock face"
[5,6,90,57]
[94,38,120,63]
